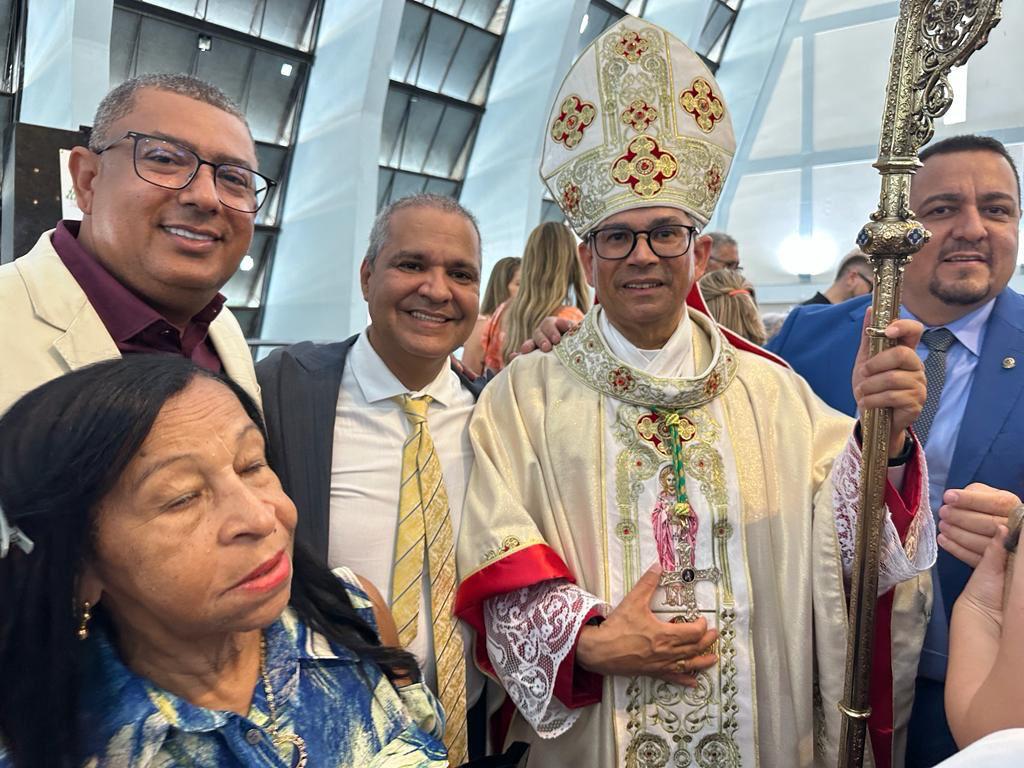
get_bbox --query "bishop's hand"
[576,563,718,687]
[851,309,925,457]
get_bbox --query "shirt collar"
[598,305,695,377]
[52,219,226,341]
[901,298,996,357]
[79,609,359,750]
[349,328,461,407]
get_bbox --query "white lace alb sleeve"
[830,433,936,596]
[483,579,607,738]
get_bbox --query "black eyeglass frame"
[588,223,700,261]
[707,253,744,271]
[95,131,278,214]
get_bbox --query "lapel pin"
[1003,356,1016,369]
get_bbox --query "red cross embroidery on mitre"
[680,77,725,133]
[621,99,658,132]
[561,181,582,215]
[550,95,597,149]
[614,30,650,63]
[612,135,679,199]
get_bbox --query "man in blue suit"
[768,134,1024,766]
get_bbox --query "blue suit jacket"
[767,287,1024,622]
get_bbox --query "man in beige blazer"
[0,73,267,414]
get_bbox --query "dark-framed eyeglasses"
[589,224,699,261]
[708,254,743,271]
[95,131,276,214]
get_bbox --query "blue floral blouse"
[0,567,448,767]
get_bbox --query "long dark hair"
[0,356,417,768]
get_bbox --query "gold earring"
[77,601,92,641]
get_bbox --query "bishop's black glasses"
[95,131,277,213]
[589,224,699,260]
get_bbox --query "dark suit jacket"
[767,286,1024,630]
[256,334,485,565]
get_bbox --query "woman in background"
[483,222,590,373]
[698,267,768,347]
[462,256,521,376]
[0,356,446,768]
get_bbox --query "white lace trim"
[483,579,607,738]
[831,434,937,596]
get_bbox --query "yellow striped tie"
[391,394,468,764]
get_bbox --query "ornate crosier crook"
[838,2,1002,767]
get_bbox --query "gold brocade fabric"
[457,308,928,768]
[392,395,468,765]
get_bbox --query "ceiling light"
[579,13,589,34]
[197,34,212,52]
[777,232,838,277]
[240,255,255,272]
[280,62,293,77]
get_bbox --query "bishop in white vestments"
[454,18,935,768]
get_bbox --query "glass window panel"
[414,13,463,93]
[193,34,254,106]
[424,177,459,197]
[812,18,895,152]
[122,15,198,78]
[255,142,287,180]
[255,0,318,50]
[421,105,476,177]
[468,53,496,105]
[393,3,430,83]
[239,50,304,144]
[391,169,431,200]
[222,230,271,306]
[202,0,262,35]
[811,159,879,269]
[441,28,496,101]
[697,1,733,55]
[724,169,801,284]
[749,37,802,160]
[465,0,501,28]
[109,9,142,84]
[486,0,511,34]
[391,96,445,171]
[578,5,618,55]
[378,167,396,208]
[145,0,198,16]
[380,88,412,164]
[801,0,886,21]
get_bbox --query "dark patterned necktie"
[913,327,956,446]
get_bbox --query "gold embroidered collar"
[554,307,737,410]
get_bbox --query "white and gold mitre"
[540,17,736,234]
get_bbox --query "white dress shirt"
[328,330,477,695]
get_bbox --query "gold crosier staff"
[837,2,1002,766]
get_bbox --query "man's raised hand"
[851,309,925,457]
[515,316,579,357]
[576,563,718,687]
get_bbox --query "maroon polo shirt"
[52,220,225,372]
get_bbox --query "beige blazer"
[0,230,261,415]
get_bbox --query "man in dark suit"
[767,134,1024,766]
[257,193,486,763]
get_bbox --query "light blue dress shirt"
[901,298,996,680]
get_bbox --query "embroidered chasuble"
[454,307,935,768]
